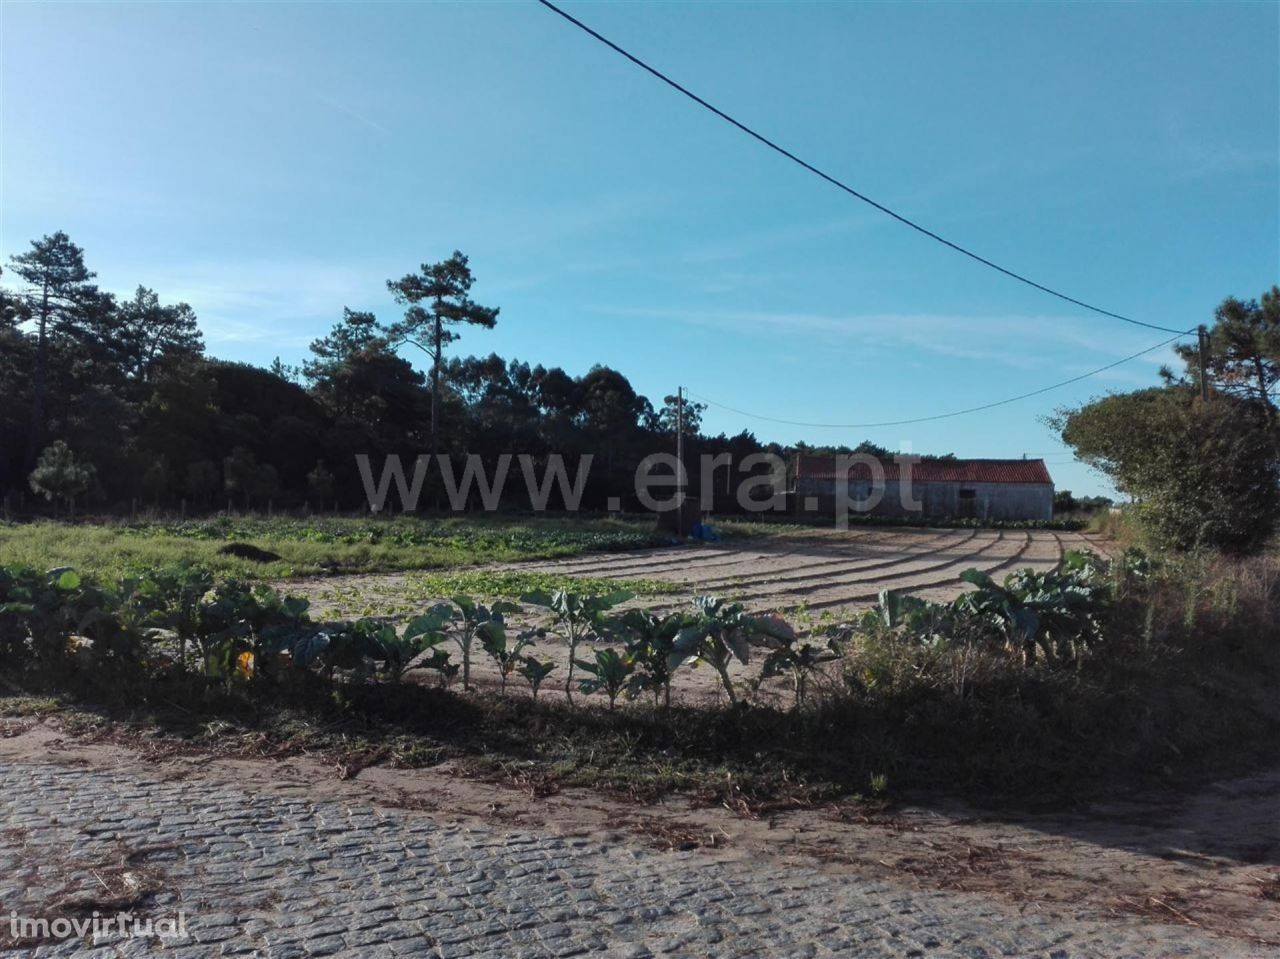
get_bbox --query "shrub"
[1057,387,1280,553]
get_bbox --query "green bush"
[1058,387,1280,553]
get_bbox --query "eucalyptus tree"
[650,394,707,436]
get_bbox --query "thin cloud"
[311,92,392,137]
[245,57,392,137]
[597,305,1168,372]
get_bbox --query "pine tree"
[7,233,98,472]
[385,252,498,460]
[29,441,96,516]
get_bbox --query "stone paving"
[0,760,1267,958]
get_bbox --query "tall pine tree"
[385,252,498,460]
[7,232,98,471]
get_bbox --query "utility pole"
[675,386,685,537]
[1197,325,1210,402]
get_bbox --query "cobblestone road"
[0,761,1267,958]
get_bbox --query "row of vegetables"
[0,549,1137,708]
[117,515,663,551]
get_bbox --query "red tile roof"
[795,455,1053,485]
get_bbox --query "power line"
[686,333,1186,429]
[537,0,1189,337]
[538,2,1199,427]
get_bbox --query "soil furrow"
[660,529,985,592]
[789,531,1039,612]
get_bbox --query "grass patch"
[0,514,666,580]
[312,569,676,618]
[401,568,675,599]
[0,694,62,718]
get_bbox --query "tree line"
[4,230,1274,551]
[0,232,788,514]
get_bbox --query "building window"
[959,489,976,499]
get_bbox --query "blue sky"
[2,1,1276,497]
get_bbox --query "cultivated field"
[533,526,1107,613]
[290,526,1109,705]
[296,526,1107,618]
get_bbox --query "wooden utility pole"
[675,386,685,536]
[1197,325,1210,402]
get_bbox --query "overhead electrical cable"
[685,333,1185,429]
[537,0,1191,337]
